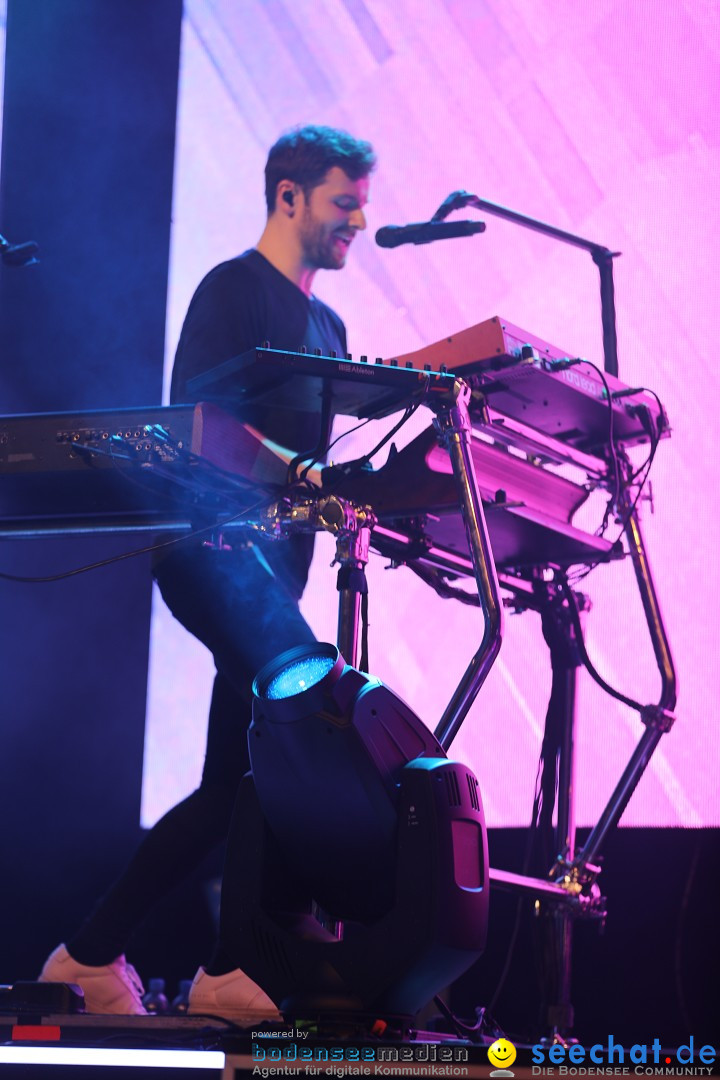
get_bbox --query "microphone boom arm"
[459,195,621,377]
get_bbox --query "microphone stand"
[424,193,658,1042]
[464,196,621,377]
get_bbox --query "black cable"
[545,359,668,541]
[292,376,430,489]
[629,387,668,442]
[122,434,270,498]
[489,570,650,1019]
[591,362,621,523]
[629,424,659,482]
[298,412,376,485]
[76,435,260,505]
[405,560,481,607]
[560,358,621,538]
[286,377,334,485]
[432,993,505,1042]
[0,406,405,585]
[595,381,666,536]
[373,491,645,718]
[545,357,620,529]
[414,560,646,726]
[617,428,660,529]
[0,489,278,584]
[0,397,424,584]
[561,578,643,713]
[313,395,427,494]
[566,558,607,587]
[568,389,666,581]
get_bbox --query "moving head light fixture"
[229,642,490,1021]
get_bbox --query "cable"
[0,396,424,584]
[561,578,644,713]
[74,435,259,506]
[405,560,481,607]
[286,377,334,485]
[0,407,391,585]
[298,412,376,484]
[290,375,432,488]
[432,993,505,1042]
[0,488,279,584]
[589,361,621,528]
[542,358,668,542]
[543,356,620,528]
[567,388,666,580]
[617,427,660,529]
[566,558,608,587]
[562,358,620,538]
[597,382,666,536]
[309,393,427,493]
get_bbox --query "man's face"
[297,166,369,271]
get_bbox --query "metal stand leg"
[570,492,677,878]
[432,382,504,749]
[533,574,584,1041]
[265,492,376,671]
[334,525,371,669]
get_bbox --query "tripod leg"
[533,576,582,1042]
[335,526,370,669]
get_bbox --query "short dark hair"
[265,124,376,212]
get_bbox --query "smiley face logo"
[488,1038,517,1071]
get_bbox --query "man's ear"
[276,180,298,215]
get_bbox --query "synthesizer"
[186,345,459,419]
[390,316,669,454]
[0,403,287,535]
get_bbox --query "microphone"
[375,219,486,249]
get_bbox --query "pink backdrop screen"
[143,0,720,830]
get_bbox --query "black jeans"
[67,538,316,967]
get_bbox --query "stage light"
[258,642,341,701]
[251,643,446,920]
[228,643,491,1021]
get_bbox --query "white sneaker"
[187,966,282,1024]
[39,944,147,1015]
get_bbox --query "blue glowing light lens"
[265,655,336,700]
